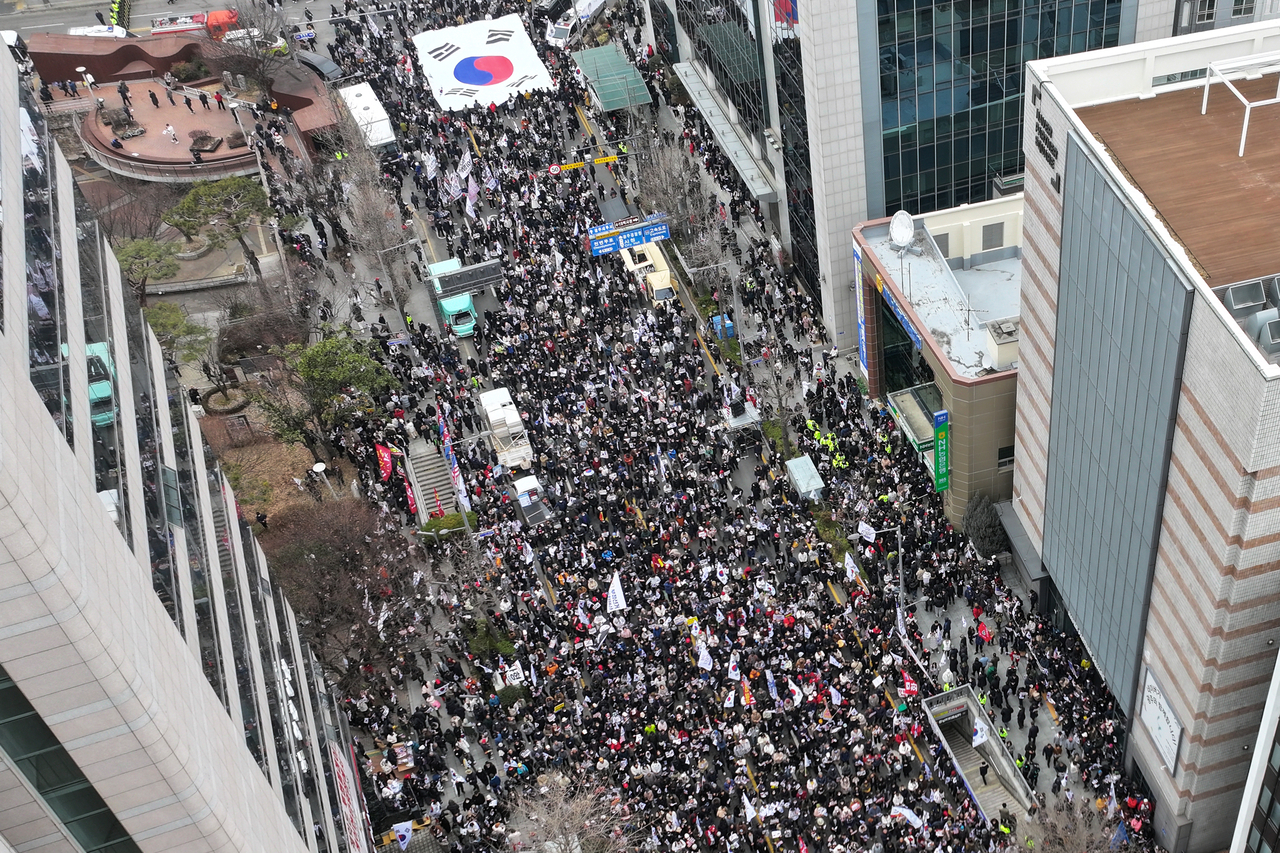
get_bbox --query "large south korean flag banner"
[414,14,554,112]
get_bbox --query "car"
[439,293,477,337]
[224,27,289,56]
[296,49,344,82]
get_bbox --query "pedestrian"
[165,87,176,106]
[67,80,80,98]
[198,91,210,110]
[979,760,989,784]
[149,90,160,108]
[214,91,225,110]
[255,511,268,530]
[183,95,194,113]
[83,72,98,90]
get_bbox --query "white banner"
[329,742,370,853]
[606,571,628,612]
[413,14,554,111]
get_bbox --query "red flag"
[399,466,417,516]
[742,678,756,706]
[977,621,993,643]
[432,488,446,518]
[798,836,809,853]
[375,444,394,481]
[901,670,919,696]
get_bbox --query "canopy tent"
[572,43,652,112]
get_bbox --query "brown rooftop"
[1077,75,1280,288]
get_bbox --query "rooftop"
[862,219,1021,379]
[1077,73,1280,288]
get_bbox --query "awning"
[994,501,1046,583]
[886,383,943,452]
[572,44,652,112]
[672,62,778,202]
[785,455,824,500]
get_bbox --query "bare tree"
[509,773,650,853]
[1021,797,1128,853]
[94,178,187,244]
[199,5,295,92]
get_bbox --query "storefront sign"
[330,742,371,853]
[882,280,924,351]
[854,245,868,376]
[933,410,950,492]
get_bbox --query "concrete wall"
[921,195,1026,264]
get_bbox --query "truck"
[480,387,534,470]
[545,0,607,48]
[149,9,239,36]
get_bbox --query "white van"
[545,0,607,47]
[68,25,133,37]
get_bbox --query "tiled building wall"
[1138,298,1280,853]
[1010,69,1071,558]
[804,0,871,351]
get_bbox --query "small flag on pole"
[606,571,628,612]
[393,821,414,850]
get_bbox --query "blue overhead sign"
[590,222,671,256]
[589,214,670,256]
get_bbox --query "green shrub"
[467,617,517,660]
[419,511,480,539]
[171,59,210,83]
[962,493,1010,558]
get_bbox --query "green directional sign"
[933,410,950,492]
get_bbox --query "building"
[852,195,1023,522]
[0,49,364,853]
[1009,22,1280,853]
[651,0,1278,358]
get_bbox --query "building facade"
[852,195,1023,522]
[0,49,363,853]
[1010,24,1280,853]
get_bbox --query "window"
[0,666,143,853]
[998,445,1015,470]
[982,222,1005,251]
[1233,0,1255,16]
[1196,0,1216,23]
[161,466,183,527]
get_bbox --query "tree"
[116,239,179,307]
[143,302,213,364]
[163,177,273,258]
[199,5,293,91]
[509,773,649,853]
[962,493,1010,558]
[1021,798,1129,853]
[254,336,395,460]
[259,500,389,695]
[95,178,187,244]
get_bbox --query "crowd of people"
[229,0,1163,851]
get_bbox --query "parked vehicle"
[439,293,477,337]
[510,475,552,527]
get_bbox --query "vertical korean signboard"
[854,245,868,376]
[933,410,950,492]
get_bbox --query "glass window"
[0,666,143,853]
[1196,0,1216,21]
[1233,0,1255,15]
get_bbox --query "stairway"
[407,437,456,522]
[941,721,1013,822]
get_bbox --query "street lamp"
[312,461,339,499]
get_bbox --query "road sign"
[560,161,585,170]
[593,155,618,164]
[548,164,562,175]
[933,410,950,492]
[589,220,671,256]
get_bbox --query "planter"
[176,236,213,260]
[202,387,251,414]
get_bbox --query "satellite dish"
[889,210,915,250]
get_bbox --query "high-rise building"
[0,49,362,853]
[1009,22,1280,853]
[652,0,1275,352]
